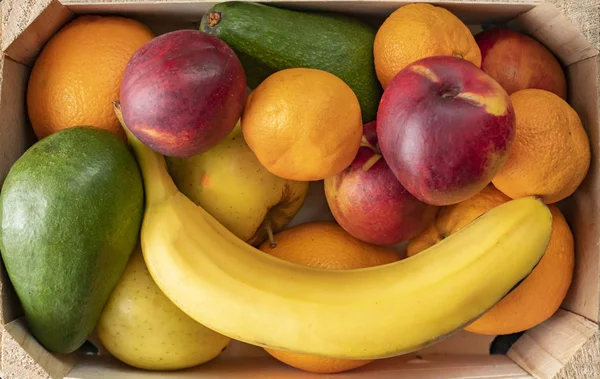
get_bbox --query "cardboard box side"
[560,56,600,323]
[66,330,499,378]
[67,353,532,379]
[507,310,598,379]
[516,3,599,66]
[2,0,74,67]
[0,57,35,194]
[0,1,596,378]
[0,57,37,326]
[61,0,537,25]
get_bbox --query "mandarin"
[492,89,590,204]
[242,68,362,181]
[374,3,481,88]
[260,221,399,373]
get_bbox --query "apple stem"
[266,224,276,248]
[362,154,382,172]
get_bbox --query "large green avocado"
[200,1,383,123]
[0,127,144,354]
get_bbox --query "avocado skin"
[0,126,144,353]
[201,2,383,123]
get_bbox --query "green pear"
[167,124,309,246]
[97,248,230,371]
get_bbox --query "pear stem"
[113,102,178,207]
[362,154,382,171]
[266,224,276,248]
[360,136,378,151]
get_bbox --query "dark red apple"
[377,56,515,206]
[475,27,567,99]
[324,121,438,245]
[120,30,246,158]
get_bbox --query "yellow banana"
[114,103,552,360]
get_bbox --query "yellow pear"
[97,247,230,371]
[167,123,309,246]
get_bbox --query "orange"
[27,15,154,140]
[241,68,362,181]
[406,185,511,257]
[264,350,371,375]
[407,185,574,335]
[492,89,591,204]
[259,221,399,373]
[260,221,400,270]
[374,3,481,88]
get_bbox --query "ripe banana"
[114,103,552,360]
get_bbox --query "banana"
[114,103,552,360]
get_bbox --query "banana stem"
[266,224,276,248]
[113,102,178,206]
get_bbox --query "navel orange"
[241,68,363,181]
[492,89,590,204]
[408,185,574,335]
[374,3,481,88]
[27,15,154,140]
[260,221,399,373]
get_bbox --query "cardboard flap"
[516,3,599,66]
[2,0,74,66]
[508,310,598,379]
[3,318,76,379]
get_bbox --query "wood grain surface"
[0,1,598,378]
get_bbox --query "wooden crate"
[0,1,598,378]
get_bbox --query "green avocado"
[0,127,144,353]
[200,1,383,123]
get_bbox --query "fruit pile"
[0,2,588,375]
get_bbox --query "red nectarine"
[120,30,247,157]
[475,27,567,99]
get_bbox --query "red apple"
[324,121,438,245]
[475,27,567,99]
[120,30,247,158]
[377,56,516,206]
